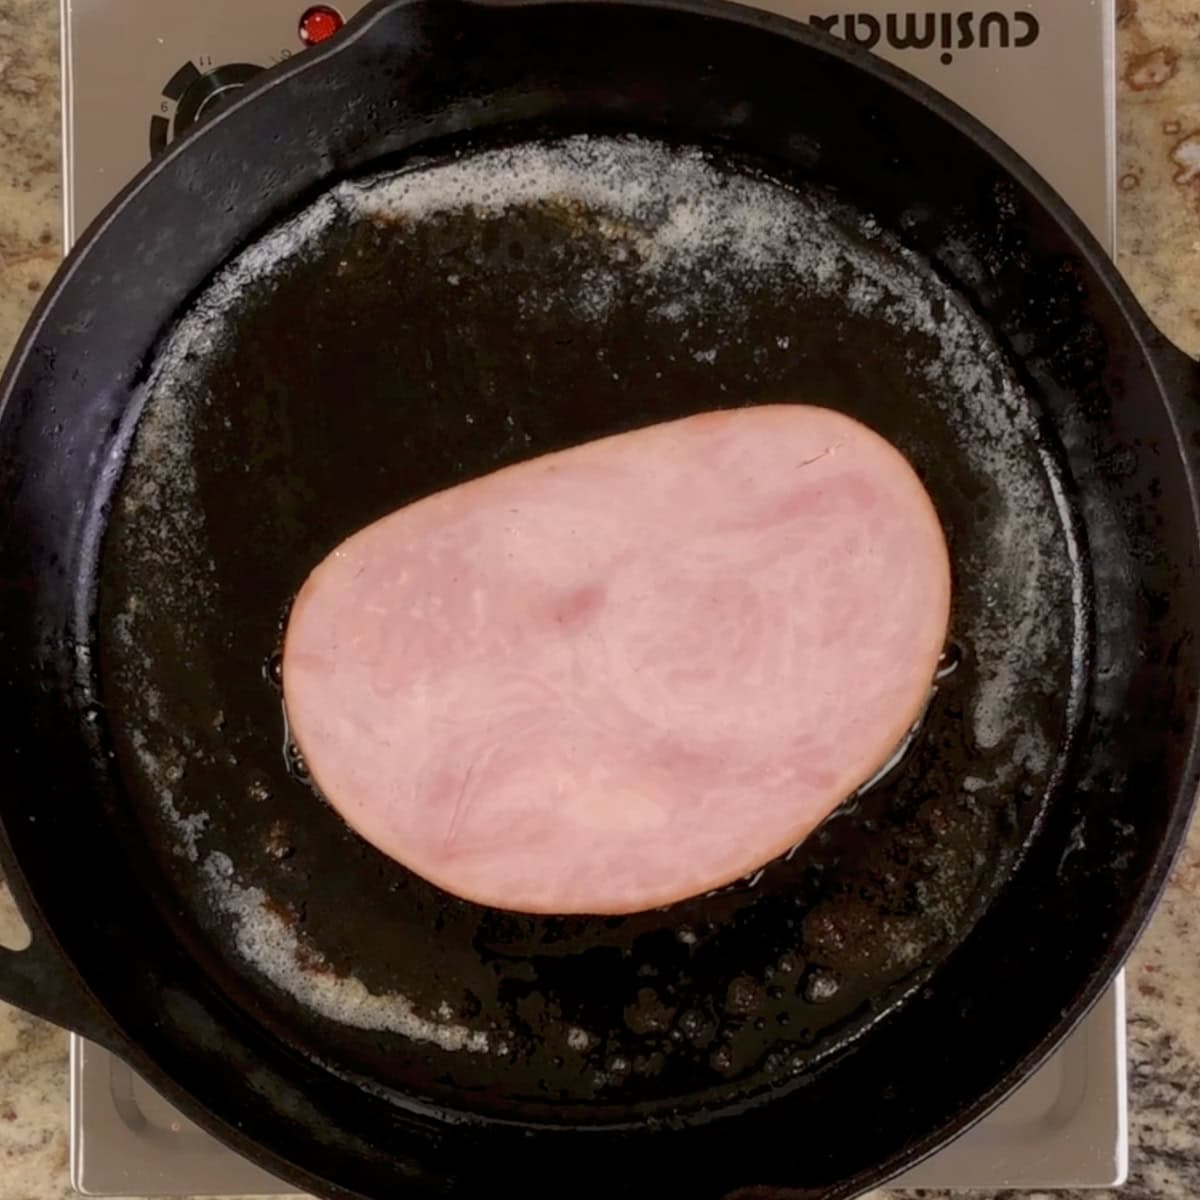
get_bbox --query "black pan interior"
[96,131,1087,1122]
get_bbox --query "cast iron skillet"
[0,1,1198,1197]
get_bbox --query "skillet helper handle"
[0,901,122,1049]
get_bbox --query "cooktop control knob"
[149,61,263,157]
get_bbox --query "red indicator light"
[299,5,344,46]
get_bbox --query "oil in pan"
[98,134,1086,1122]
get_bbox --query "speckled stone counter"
[0,0,1198,1196]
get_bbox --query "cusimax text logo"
[807,11,1040,64]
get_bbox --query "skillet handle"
[0,891,124,1050]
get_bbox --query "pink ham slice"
[282,406,950,915]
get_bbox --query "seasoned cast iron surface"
[97,135,1087,1122]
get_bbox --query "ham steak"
[282,406,951,914]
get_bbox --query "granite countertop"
[1,0,1199,1196]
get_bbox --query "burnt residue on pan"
[96,136,1088,1122]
